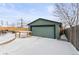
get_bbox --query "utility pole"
[20,18,23,28]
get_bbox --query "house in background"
[28,18,62,39]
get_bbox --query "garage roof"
[28,18,62,25]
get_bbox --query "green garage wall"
[28,18,61,39]
[31,26,55,38]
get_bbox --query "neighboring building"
[28,18,62,39]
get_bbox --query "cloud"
[0,3,15,9]
[0,3,59,26]
[0,4,26,17]
[47,5,55,14]
[0,4,41,25]
[0,4,28,26]
[29,9,36,14]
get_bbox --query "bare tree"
[17,18,28,28]
[0,20,4,26]
[17,18,24,28]
[11,23,15,27]
[20,18,23,28]
[54,3,79,43]
[6,21,9,26]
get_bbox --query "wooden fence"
[65,26,79,50]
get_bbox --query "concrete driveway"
[0,36,78,55]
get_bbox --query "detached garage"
[28,18,62,39]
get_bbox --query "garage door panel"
[31,26,55,38]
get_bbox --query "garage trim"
[30,25,56,39]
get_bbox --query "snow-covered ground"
[0,35,78,55]
[0,33,15,44]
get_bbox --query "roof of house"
[28,18,62,25]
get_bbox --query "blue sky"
[0,3,59,26]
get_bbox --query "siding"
[55,24,60,39]
[29,18,61,39]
